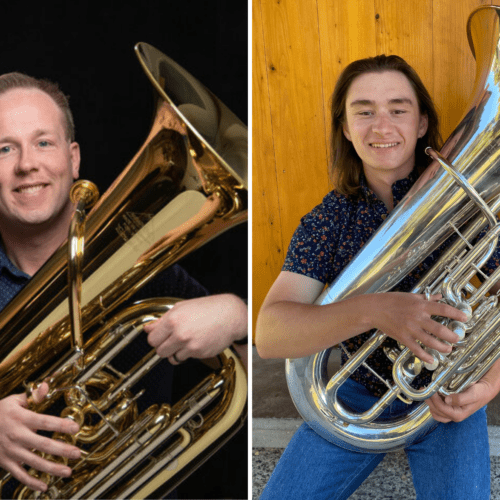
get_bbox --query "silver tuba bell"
[287,5,500,452]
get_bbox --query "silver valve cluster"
[423,301,472,371]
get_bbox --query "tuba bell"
[287,5,500,453]
[0,42,247,498]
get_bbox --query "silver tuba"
[287,5,500,452]
[0,42,247,498]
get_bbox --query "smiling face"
[342,70,428,186]
[0,88,80,233]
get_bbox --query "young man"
[0,73,247,494]
[256,55,500,499]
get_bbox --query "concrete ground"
[252,346,500,499]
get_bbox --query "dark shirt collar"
[359,167,420,207]
[0,243,30,279]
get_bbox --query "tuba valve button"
[449,320,466,341]
[423,349,440,371]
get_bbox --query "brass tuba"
[287,5,500,453]
[0,42,247,498]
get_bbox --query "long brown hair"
[330,55,441,198]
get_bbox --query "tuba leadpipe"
[287,5,500,453]
[0,42,247,498]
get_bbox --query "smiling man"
[256,54,500,500]
[0,72,247,495]
[342,71,428,210]
[0,85,80,278]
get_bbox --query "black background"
[1,1,248,498]
[0,1,248,299]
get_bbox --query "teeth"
[16,184,45,194]
[371,143,398,148]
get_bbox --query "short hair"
[330,54,441,198]
[0,72,75,142]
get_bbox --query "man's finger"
[25,433,81,461]
[444,385,480,407]
[25,413,79,435]
[8,462,48,493]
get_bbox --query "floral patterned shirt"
[283,169,500,397]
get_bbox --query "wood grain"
[252,0,500,339]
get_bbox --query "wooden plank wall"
[252,0,499,337]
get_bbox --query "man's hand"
[426,380,495,423]
[144,294,247,365]
[0,382,81,492]
[372,292,467,365]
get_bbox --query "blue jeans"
[260,380,490,500]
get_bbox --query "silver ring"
[425,287,431,301]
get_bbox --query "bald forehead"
[0,88,68,138]
[0,87,61,109]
